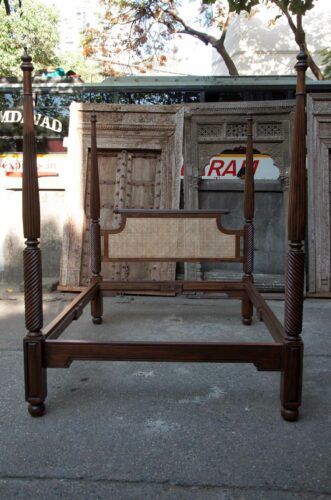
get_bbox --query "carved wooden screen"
[60,103,184,288]
[83,149,172,283]
[183,101,295,283]
[307,93,331,294]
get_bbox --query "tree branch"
[275,3,324,80]
[220,12,233,44]
[162,7,239,75]
[0,0,11,15]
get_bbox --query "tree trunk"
[283,9,324,80]
[1,0,11,15]
[177,14,239,76]
[215,40,239,76]
[307,49,324,80]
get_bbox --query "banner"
[0,153,66,189]
[180,153,279,180]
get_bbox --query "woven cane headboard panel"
[101,210,243,262]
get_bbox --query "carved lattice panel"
[257,123,282,137]
[198,124,224,139]
[226,123,247,138]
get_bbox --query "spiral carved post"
[90,112,103,324]
[21,49,47,417]
[242,115,254,325]
[281,17,307,422]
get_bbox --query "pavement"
[0,290,330,499]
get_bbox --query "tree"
[0,0,59,78]
[276,1,323,80]
[83,0,239,76]
[83,0,324,79]
[320,48,331,79]
[0,0,21,15]
[59,51,103,83]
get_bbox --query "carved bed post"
[90,112,103,324]
[242,115,254,325]
[21,49,47,416]
[281,16,308,422]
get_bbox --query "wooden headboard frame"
[100,210,243,262]
[21,15,307,422]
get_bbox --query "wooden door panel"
[81,149,171,284]
[60,103,183,288]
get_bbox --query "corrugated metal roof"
[99,74,302,87]
[1,75,330,93]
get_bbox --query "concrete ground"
[0,290,330,499]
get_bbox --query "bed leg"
[242,115,254,326]
[24,337,47,417]
[91,287,103,324]
[281,246,305,422]
[89,111,103,325]
[281,30,308,422]
[280,341,303,421]
[241,290,253,325]
[21,50,47,416]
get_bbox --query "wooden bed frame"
[21,27,308,421]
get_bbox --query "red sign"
[180,154,279,180]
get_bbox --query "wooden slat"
[45,339,283,370]
[151,156,173,280]
[113,150,127,280]
[245,281,285,343]
[57,285,86,292]
[100,280,245,293]
[116,209,230,216]
[43,283,99,339]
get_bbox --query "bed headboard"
[101,209,243,262]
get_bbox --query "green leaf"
[228,0,260,14]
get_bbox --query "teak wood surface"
[60,102,184,287]
[21,23,307,421]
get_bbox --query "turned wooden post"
[281,16,307,422]
[21,49,47,416]
[242,115,255,325]
[90,112,103,324]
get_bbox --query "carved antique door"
[60,103,183,288]
[81,149,175,283]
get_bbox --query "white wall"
[40,0,98,53]
[212,2,331,77]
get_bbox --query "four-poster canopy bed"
[21,23,308,421]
